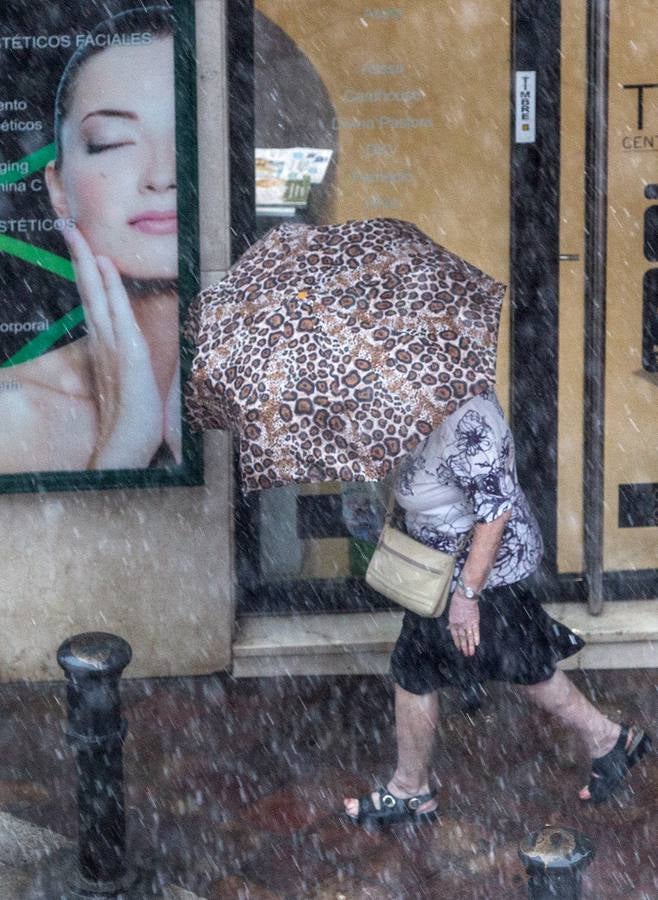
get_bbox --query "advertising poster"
[0,0,201,492]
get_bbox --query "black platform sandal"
[583,724,652,804]
[345,787,439,829]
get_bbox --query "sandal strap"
[378,787,436,812]
[617,724,630,752]
[615,723,645,754]
[587,723,650,802]
[591,723,635,777]
[349,786,439,826]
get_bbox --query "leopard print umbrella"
[185,218,505,492]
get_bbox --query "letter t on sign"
[623,83,658,130]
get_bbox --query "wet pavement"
[0,668,655,898]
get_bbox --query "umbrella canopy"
[184,218,505,491]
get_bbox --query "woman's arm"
[448,509,512,657]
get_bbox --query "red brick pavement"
[0,670,655,898]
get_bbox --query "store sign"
[515,70,536,143]
[0,0,201,492]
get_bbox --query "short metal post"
[519,826,594,899]
[57,632,135,897]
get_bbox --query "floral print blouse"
[394,389,543,588]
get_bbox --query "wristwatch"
[456,576,480,601]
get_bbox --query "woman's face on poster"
[49,37,177,281]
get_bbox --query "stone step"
[232,600,658,677]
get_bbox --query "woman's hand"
[448,511,511,657]
[64,225,163,469]
[448,589,480,657]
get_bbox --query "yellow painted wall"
[256,0,512,404]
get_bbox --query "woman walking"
[344,388,651,825]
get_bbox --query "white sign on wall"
[515,70,536,143]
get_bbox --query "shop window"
[235,1,512,614]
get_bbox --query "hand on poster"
[63,226,163,469]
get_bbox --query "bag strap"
[382,469,397,516]
[383,475,405,529]
[385,468,471,553]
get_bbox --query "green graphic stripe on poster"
[0,235,74,281]
[1,305,84,369]
[0,229,81,366]
[0,143,56,185]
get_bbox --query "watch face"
[458,577,477,599]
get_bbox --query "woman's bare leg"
[344,684,439,815]
[520,669,622,799]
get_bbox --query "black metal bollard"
[519,826,595,899]
[57,632,135,897]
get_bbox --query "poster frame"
[0,0,203,495]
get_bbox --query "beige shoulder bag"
[365,487,468,617]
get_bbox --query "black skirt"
[390,581,585,695]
